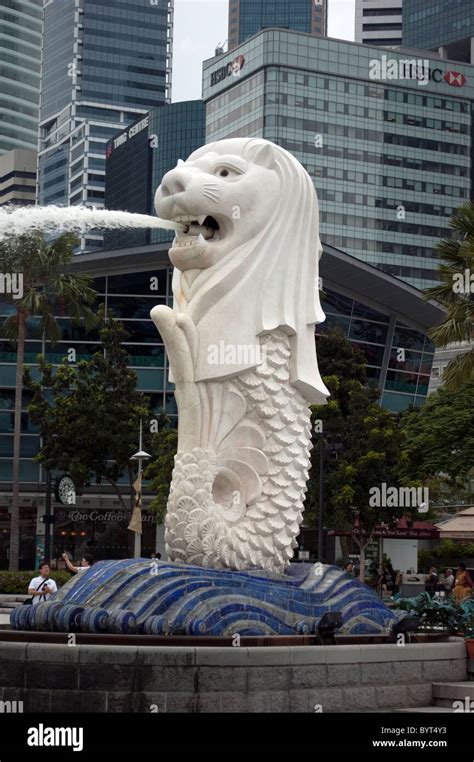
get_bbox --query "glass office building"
[0,258,175,567]
[0,0,42,154]
[228,0,327,51]
[104,100,205,249]
[204,30,473,290]
[403,0,474,64]
[38,0,173,249]
[0,238,444,567]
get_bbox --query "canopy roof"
[436,507,474,539]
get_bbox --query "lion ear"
[251,143,276,169]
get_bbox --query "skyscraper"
[355,0,403,48]
[204,29,472,291]
[0,149,37,206]
[104,100,205,248]
[403,0,474,64]
[38,0,173,250]
[0,0,43,154]
[228,0,327,51]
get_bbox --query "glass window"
[349,320,387,345]
[107,271,168,296]
[381,392,415,413]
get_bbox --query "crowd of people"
[424,563,473,602]
[342,558,473,602]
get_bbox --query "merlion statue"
[151,138,329,573]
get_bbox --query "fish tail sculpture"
[151,138,329,573]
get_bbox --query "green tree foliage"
[0,232,96,569]
[401,380,474,492]
[307,328,409,579]
[25,314,150,510]
[144,413,177,525]
[425,202,474,389]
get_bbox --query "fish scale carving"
[164,330,312,573]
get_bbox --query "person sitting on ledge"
[62,552,94,574]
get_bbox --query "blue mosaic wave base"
[11,561,402,636]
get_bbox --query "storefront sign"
[67,510,157,524]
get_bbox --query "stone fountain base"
[11,560,401,637]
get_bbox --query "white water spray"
[0,206,186,240]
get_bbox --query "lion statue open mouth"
[151,138,329,573]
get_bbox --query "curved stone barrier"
[0,639,467,713]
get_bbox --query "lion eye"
[213,165,241,178]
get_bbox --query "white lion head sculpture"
[154,137,328,405]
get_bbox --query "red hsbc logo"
[444,71,466,87]
[211,55,246,86]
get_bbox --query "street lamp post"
[130,420,151,559]
[318,433,324,561]
[318,432,343,562]
[44,470,52,563]
[43,433,58,564]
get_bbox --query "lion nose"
[159,168,189,198]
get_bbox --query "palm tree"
[0,232,97,570]
[425,202,474,390]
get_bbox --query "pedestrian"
[444,567,455,593]
[62,552,93,574]
[151,552,162,560]
[27,562,58,604]
[424,566,439,597]
[453,562,473,603]
[344,561,354,576]
[379,562,396,594]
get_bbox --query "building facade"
[0,148,37,206]
[104,100,205,249]
[0,0,43,154]
[228,0,327,51]
[0,240,444,568]
[355,0,403,48]
[402,0,474,64]
[37,0,174,250]
[203,30,473,290]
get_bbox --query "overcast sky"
[172,0,355,102]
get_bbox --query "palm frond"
[442,347,474,389]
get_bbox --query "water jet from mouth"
[0,205,186,240]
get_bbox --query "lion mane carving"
[151,138,329,572]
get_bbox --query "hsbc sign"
[369,56,467,87]
[210,55,245,86]
[443,70,467,87]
